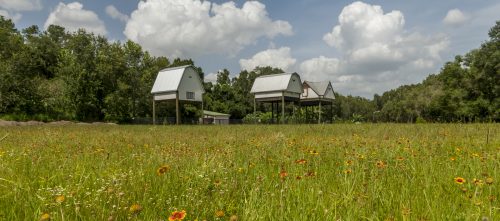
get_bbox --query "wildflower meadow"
[0,124,498,220]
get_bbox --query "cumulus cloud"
[44,2,107,35]
[0,9,22,22]
[443,9,468,26]
[0,0,40,22]
[0,0,41,11]
[106,5,128,22]
[299,56,341,81]
[239,47,296,71]
[300,1,448,97]
[124,0,292,57]
[323,2,405,51]
[204,72,218,83]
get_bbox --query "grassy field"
[0,124,498,220]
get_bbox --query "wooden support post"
[281,93,285,124]
[271,101,274,123]
[201,98,204,125]
[152,98,156,125]
[253,98,256,114]
[298,101,301,124]
[318,100,322,124]
[331,102,333,123]
[176,92,180,125]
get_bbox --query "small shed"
[250,73,303,123]
[300,81,335,123]
[203,110,230,125]
[151,65,205,125]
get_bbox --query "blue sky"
[1,0,499,98]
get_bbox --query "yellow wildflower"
[39,213,50,221]
[55,195,65,204]
[129,204,143,215]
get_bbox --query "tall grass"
[0,124,498,220]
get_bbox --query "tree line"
[0,17,498,123]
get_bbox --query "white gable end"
[286,73,303,94]
[178,67,204,102]
[324,84,335,99]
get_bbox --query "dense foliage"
[0,17,498,123]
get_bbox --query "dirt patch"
[0,120,20,126]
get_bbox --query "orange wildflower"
[279,170,288,180]
[168,210,186,221]
[295,159,307,164]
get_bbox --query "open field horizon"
[0,124,498,220]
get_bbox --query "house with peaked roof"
[250,73,303,123]
[301,81,335,123]
[151,65,205,125]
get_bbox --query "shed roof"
[304,81,332,96]
[151,65,191,94]
[203,110,230,117]
[250,72,302,94]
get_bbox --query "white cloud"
[124,0,292,57]
[299,1,449,97]
[204,72,218,83]
[443,9,468,26]
[300,56,341,81]
[44,2,107,35]
[323,1,405,51]
[0,9,22,22]
[0,0,41,11]
[105,5,128,23]
[239,47,296,71]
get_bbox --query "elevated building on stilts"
[250,73,303,123]
[300,81,335,123]
[151,65,205,125]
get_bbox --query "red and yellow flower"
[156,165,170,176]
[454,177,466,184]
[376,161,386,169]
[168,210,186,221]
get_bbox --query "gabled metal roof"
[151,65,192,94]
[250,72,302,93]
[304,81,331,96]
